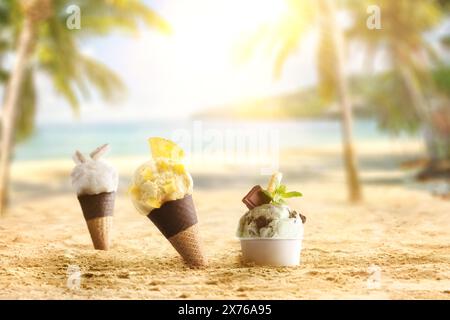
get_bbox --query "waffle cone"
[86,216,112,250]
[147,195,207,267]
[77,192,115,250]
[168,224,208,267]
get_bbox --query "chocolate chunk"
[289,210,298,219]
[255,216,271,229]
[290,210,306,224]
[242,185,272,210]
[299,213,306,224]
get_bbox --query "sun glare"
[139,0,291,114]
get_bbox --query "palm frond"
[55,0,171,36]
[79,55,125,102]
[15,68,36,143]
[235,0,315,78]
[433,64,450,96]
[37,15,81,109]
[317,26,338,103]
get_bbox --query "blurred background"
[0,0,450,300]
[0,0,449,211]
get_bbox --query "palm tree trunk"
[392,45,439,166]
[0,0,52,215]
[322,0,362,202]
[0,17,37,214]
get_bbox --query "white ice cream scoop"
[71,144,119,196]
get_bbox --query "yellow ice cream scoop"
[130,138,193,215]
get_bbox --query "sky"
[36,0,320,124]
[0,0,447,163]
[12,0,447,125]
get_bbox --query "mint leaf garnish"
[263,184,302,205]
[282,191,303,198]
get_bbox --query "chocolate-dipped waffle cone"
[78,192,115,250]
[147,195,207,267]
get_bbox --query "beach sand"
[0,142,449,299]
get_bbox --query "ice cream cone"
[147,195,208,267]
[168,224,207,267]
[86,216,113,250]
[77,192,115,250]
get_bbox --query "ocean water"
[14,118,418,161]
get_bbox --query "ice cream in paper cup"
[237,173,306,266]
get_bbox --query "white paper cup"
[239,238,303,266]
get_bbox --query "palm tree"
[238,0,362,201]
[0,0,171,214]
[0,1,38,143]
[346,0,449,167]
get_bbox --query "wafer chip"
[149,137,185,161]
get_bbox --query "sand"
[0,142,449,299]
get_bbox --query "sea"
[14,118,420,161]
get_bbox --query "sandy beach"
[0,142,449,299]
